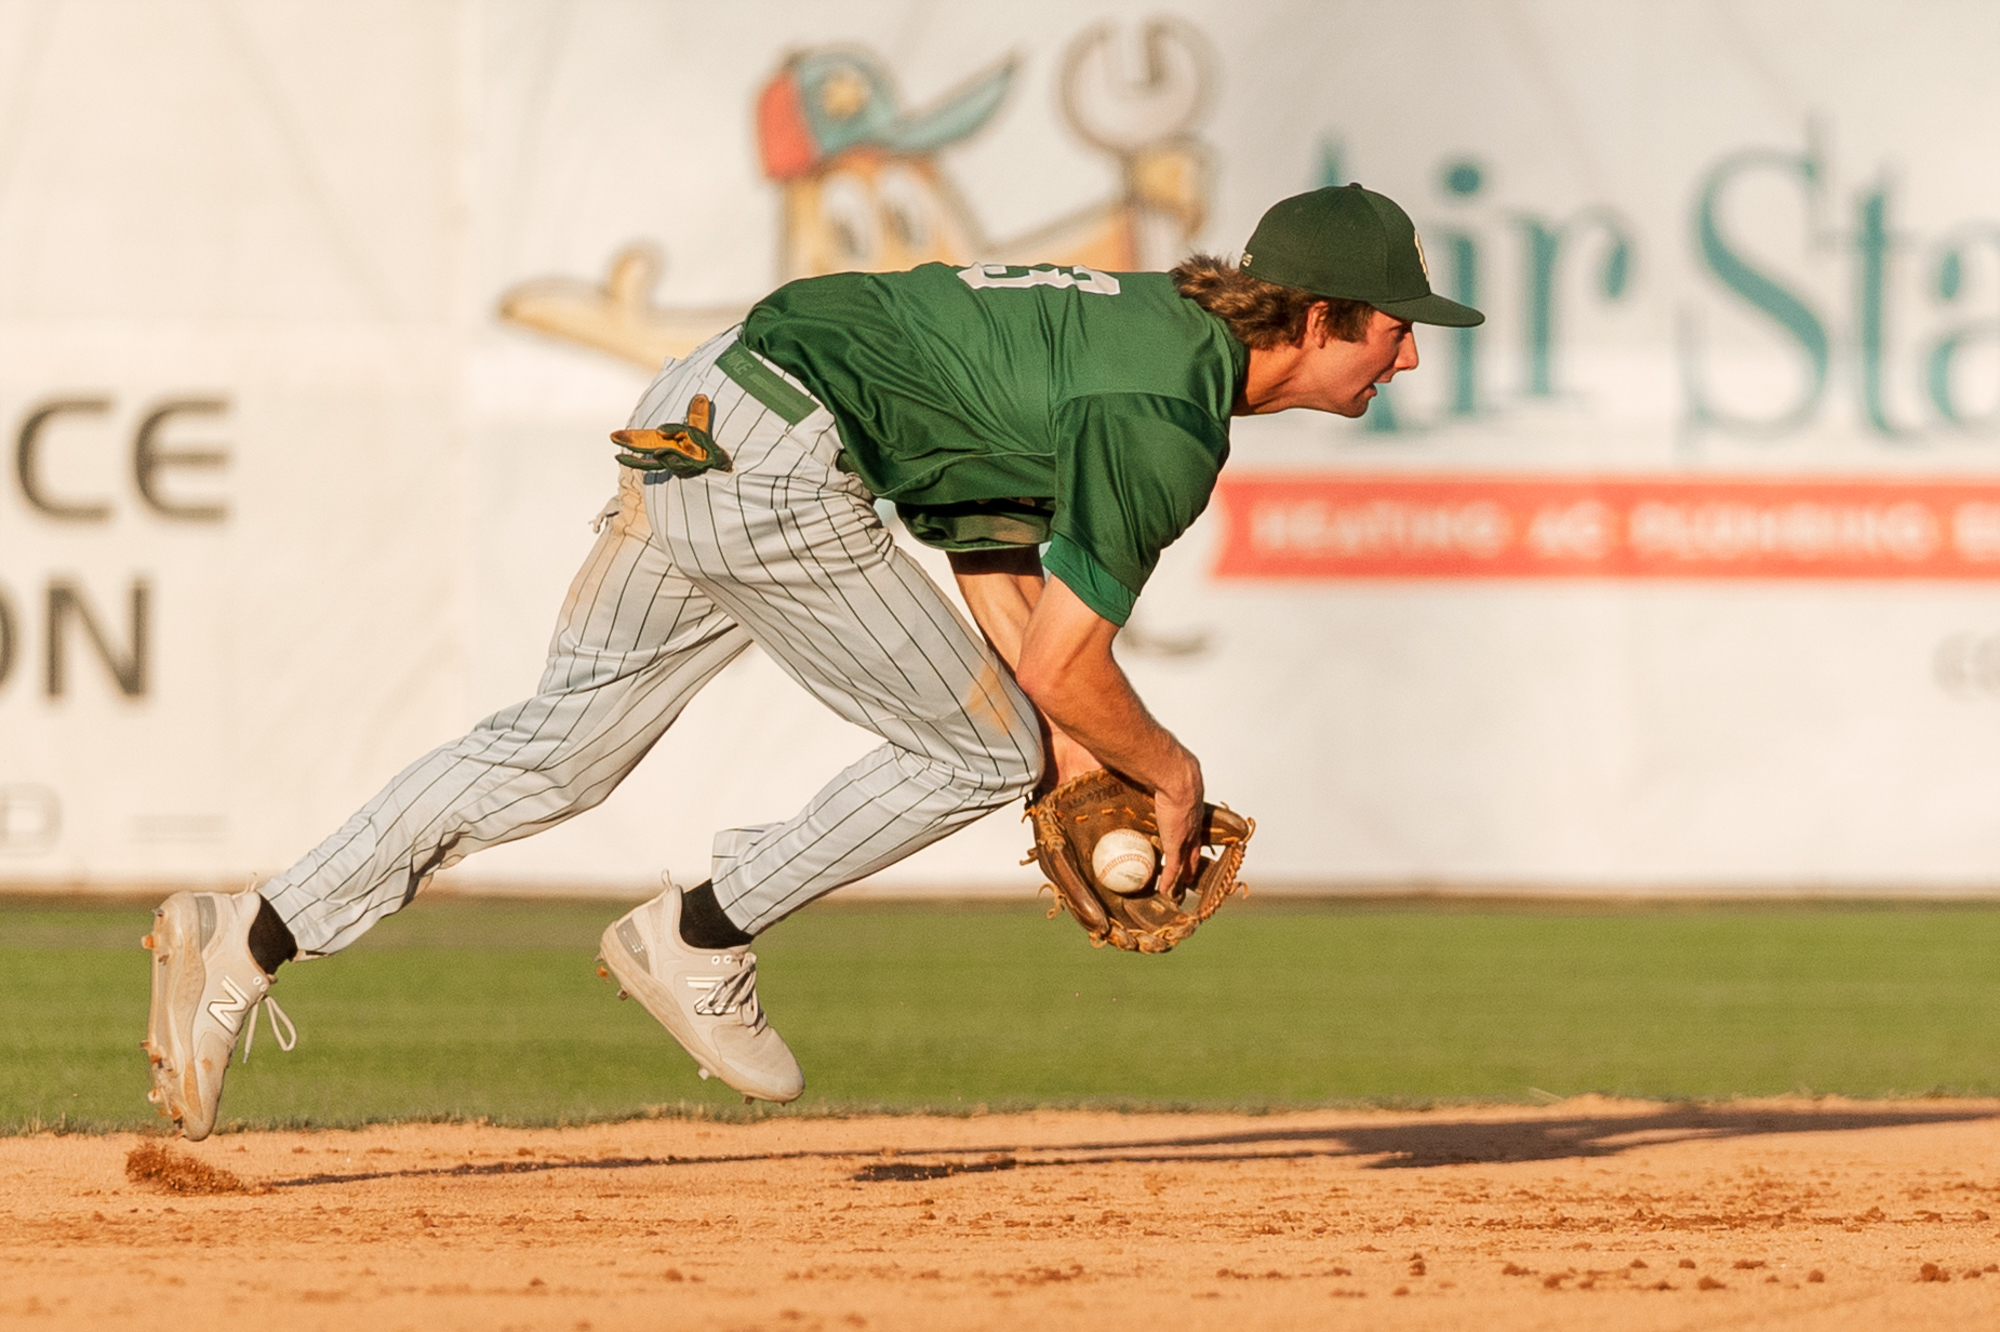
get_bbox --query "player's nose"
[1378,331,1418,382]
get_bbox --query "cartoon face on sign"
[756,48,1001,275]
[499,21,1215,369]
[778,151,969,275]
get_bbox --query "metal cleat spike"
[615,989,628,1000]
[697,1067,711,1080]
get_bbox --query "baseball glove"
[611,392,732,478]
[1026,768,1252,954]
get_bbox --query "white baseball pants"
[264,331,1043,955]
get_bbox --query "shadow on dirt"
[855,1103,2000,1179]
[257,1102,2000,1191]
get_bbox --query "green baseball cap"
[1239,184,1484,327]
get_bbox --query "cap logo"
[1240,251,1253,267]
[1412,231,1430,280]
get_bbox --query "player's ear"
[1304,301,1331,348]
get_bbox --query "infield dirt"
[7,1097,2000,1330]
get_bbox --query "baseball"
[1091,829,1158,895]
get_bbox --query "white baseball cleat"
[140,890,296,1141]
[597,881,803,1103]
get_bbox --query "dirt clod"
[123,1142,249,1196]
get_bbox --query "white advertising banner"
[4,0,2000,892]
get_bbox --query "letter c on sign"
[16,399,113,521]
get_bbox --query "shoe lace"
[694,952,766,1032]
[238,996,298,1063]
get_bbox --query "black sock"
[247,896,296,975]
[678,880,753,950]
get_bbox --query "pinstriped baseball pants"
[264,331,1043,955]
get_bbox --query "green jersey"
[740,262,1247,626]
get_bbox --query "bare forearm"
[1013,578,1199,803]
[1022,649,1193,799]
[949,547,1097,784]
[1015,578,1205,890]
[948,547,1045,670]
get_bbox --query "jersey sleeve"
[1046,393,1230,626]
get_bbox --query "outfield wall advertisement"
[5,0,2000,892]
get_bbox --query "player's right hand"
[1153,747,1205,898]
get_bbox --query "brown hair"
[1169,253,1374,348]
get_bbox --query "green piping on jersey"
[718,341,817,426]
[1044,534,1136,627]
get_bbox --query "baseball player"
[141,185,1481,1138]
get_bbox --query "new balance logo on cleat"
[205,977,254,1034]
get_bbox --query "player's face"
[1307,308,1418,417]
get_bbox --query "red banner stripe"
[1211,475,2000,580]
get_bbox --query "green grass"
[6,894,2000,1133]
